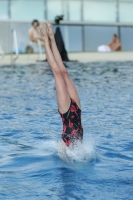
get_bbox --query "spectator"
[28,19,44,46]
[108,34,121,51]
[97,34,121,52]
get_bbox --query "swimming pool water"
[0,61,133,200]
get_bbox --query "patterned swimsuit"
[59,99,83,146]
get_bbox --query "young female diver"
[39,22,83,150]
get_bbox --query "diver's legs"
[46,22,81,109]
[40,23,70,114]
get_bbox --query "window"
[0,22,10,53]
[11,0,45,21]
[53,25,82,52]
[0,1,8,19]
[84,26,118,51]
[83,1,117,22]
[47,0,63,21]
[120,27,133,50]
[68,0,81,21]
[119,2,133,23]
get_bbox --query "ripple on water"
[0,62,133,200]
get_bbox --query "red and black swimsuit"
[59,99,83,146]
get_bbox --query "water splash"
[57,137,96,165]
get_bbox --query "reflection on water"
[0,61,133,200]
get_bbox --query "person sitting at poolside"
[39,22,83,151]
[97,34,121,52]
[28,19,44,46]
[108,34,121,51]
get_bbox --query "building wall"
[0,0,133,23]
[0,0,133,53]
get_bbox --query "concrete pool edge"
[0,51,133,65]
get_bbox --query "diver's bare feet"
[46,22,54,41]
[39,22,49,45]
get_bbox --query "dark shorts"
[59,99,83,146]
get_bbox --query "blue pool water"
[0,61,133,200]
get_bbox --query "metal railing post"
[11,29,19,64]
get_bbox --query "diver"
[39,22,83,151]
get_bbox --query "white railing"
[0,45,4,61]
[11,29,19,64]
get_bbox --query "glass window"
[47,0,63,21]
[11,22,31,53]
[83,1,117,22]
[0,1,8,19]
[120,27,133,51]
[11,0,45,21]
[84,26,118,51]
[119,0,133,1]
[68,1,81,21]
[62,25,83,51]
[119,3,133,23]
[53,25,82,52]
[10,22,45,53]
[0,22,10,53]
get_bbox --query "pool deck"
[0,51,133,65]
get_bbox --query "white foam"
[32,136,96,165]
[57,136,96,164]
